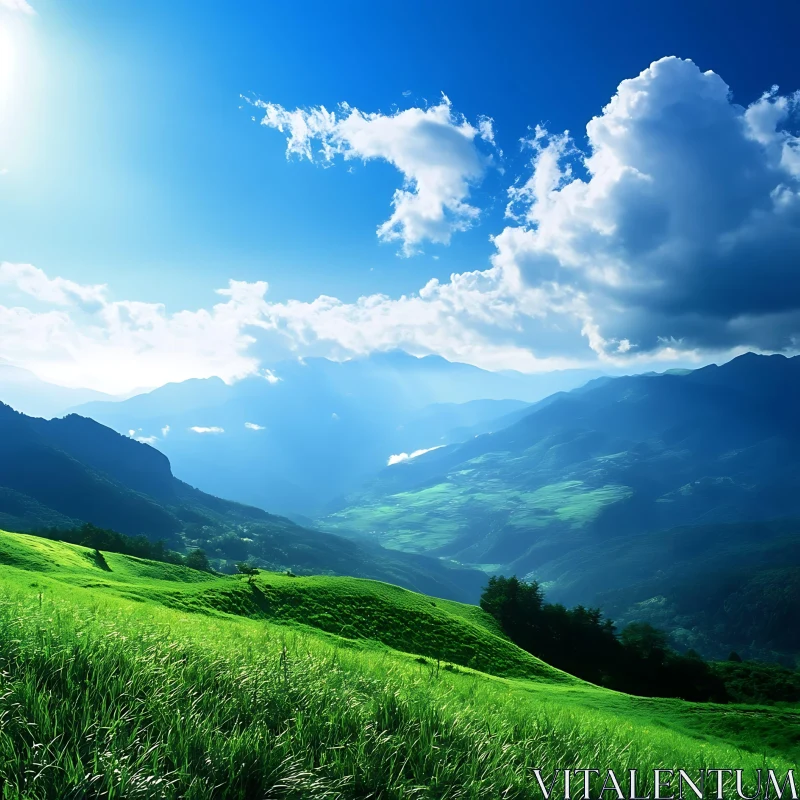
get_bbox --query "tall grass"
[0,589,784,799]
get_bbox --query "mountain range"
[317,353,800,657]
[73,352,605,515]
[6,350,800,661]
[0,401,485,602]
[0,362,113,419]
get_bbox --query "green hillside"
[0,530,561,682]
[0,529,798,798]
[319,354,800,609]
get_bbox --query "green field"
[322,471,631,555]
[0,529,797,798]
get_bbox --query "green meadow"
[0,529,797,798]
[322,472,631,555]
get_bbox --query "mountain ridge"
[0,400,486,603]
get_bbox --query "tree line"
[480,575,728,701]
[30,523,214,572]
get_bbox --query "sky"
[1,0,799,393]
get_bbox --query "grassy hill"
[0,529,798,797]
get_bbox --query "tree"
[728,650,743,662]
[185,548,212,573]
[236,561,260,583]
[480,576,544,647]
[620,622,669,661]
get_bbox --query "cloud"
[136,435,158,445]
[5,58,800,393]
[255,265,581,372]
[244,422,265,430]
[262,368,281,384]
[494,56,800,359]
[387,445,444,466]
[161,425,170,437]
[0,262,107,308]
[0,267,269,393]
[189,426,225,434]
[248,95,495,255]
[0,0,35,14]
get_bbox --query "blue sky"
[1,0,800,392]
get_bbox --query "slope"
[0,528,797,798]
[322,353,800,579]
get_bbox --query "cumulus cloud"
[161,424,170,437]
[387,445,444,466]
[190,426,224,434]
[248,95,495,255]
[244,422,265,430]
[0,0,35,14]
[5,58,800,393]
[0,262,107,308]
[495,56,800,359]
[0,266,269,393]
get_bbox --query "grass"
[320,469,631,556]
[0,529,798,798]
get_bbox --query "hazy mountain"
[0,362,113,419]
[0,401,486,602]
[73,352,605,514]
[321,352,800,590]
[560,519,800,664]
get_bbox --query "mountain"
[0,401,486,602]
[524,518,800,663]
[73,352,606,515]
[0,362,114,418]
[320,352,800,610]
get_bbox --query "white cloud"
[249,95,495,255]
[136,435,158,445]
[0,267,269,394]
[256,265,581,371]
[161,424,170,437]
[0,0,35,14]
[494,57,800,359]
[262,368,281,384]
[387,445,444,466]
[189,426,225,434]
[244,422,265,430]
[4,58,800,393]
[0,262,107,308]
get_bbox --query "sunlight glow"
[0,22,17,110]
